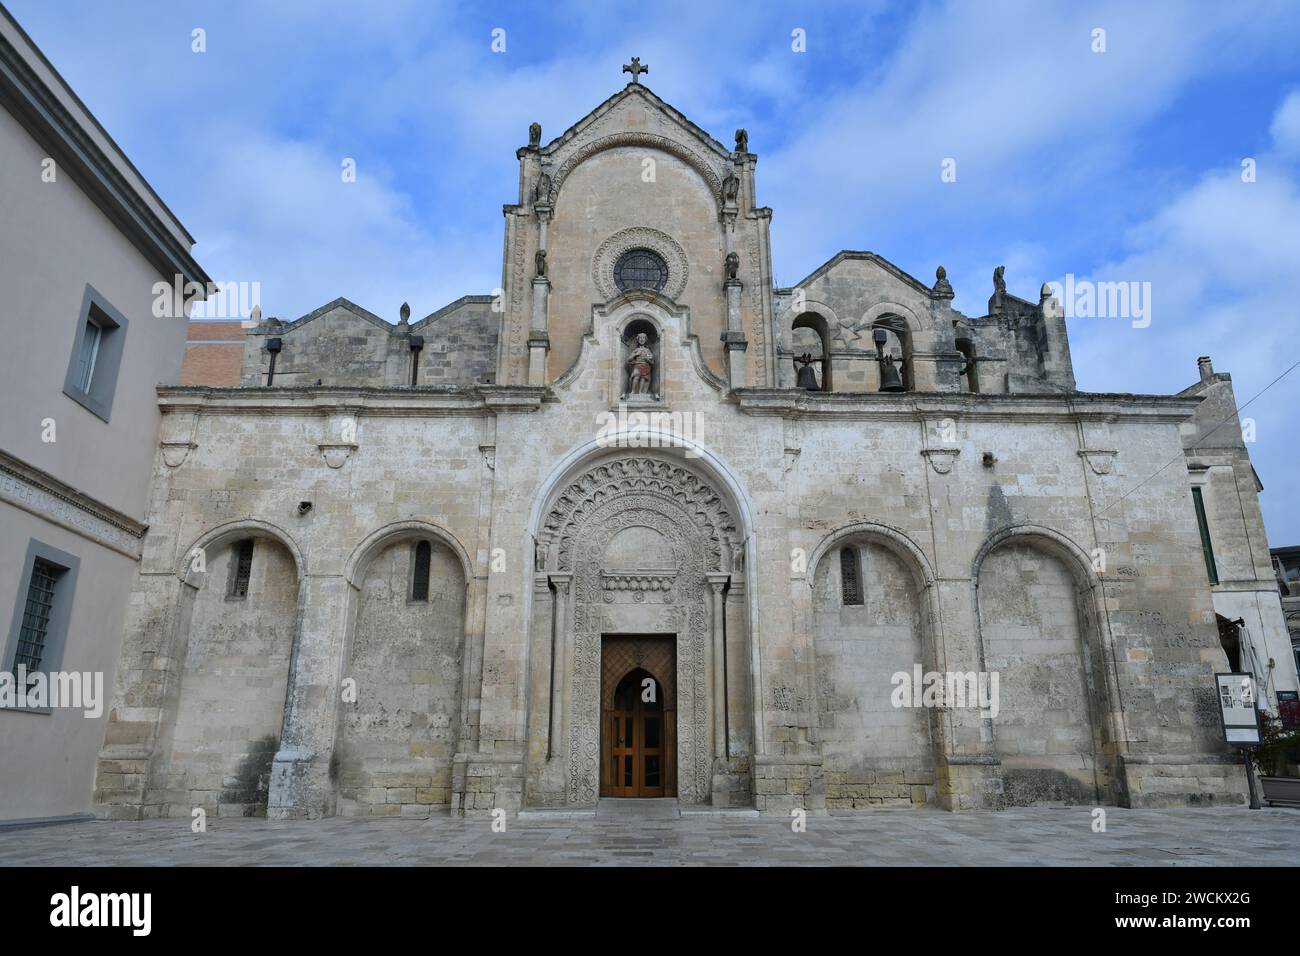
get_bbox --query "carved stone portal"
[536,456,741,805]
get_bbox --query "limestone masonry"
[94,79,1297,821]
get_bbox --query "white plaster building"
[0,6,208,825]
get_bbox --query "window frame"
[840,545,864,606]
[409,540,432,603]
[62,285,129,423]
[1191,486,1219,585]
[614,248,669,293]
[3,539,81,716]
[226,538,255,600]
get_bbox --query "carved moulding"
[1078,449,1117,476]
[548,132,724,209]
[592,227,690,303]
[538,456,738,574]
[566,497,711,805]
[920,448,960,475]
[317,443,357,469]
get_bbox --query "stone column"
[723,576,751,755]
[528,277,550,386]
[707,572,730,756]
[549,572,572,755]
[525,574,554,766]
[267,574,351,820]
[723,279,747,389]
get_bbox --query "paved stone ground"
[2,804,1295,866]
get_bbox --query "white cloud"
[1269,89,1300,157]
[1070,93,1300,542]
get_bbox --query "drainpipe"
[408,334,424,387]
[265,337,282,386]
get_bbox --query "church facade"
[94,75,1278,821]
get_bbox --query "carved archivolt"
[566,497,711,804]
[539,457,738,573]
[592,227,690,303]
[548,132,723,207]
[539,455,739,806]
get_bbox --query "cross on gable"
[622,57,648,84]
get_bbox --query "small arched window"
[840,546,863,606]
[411,540,432,602]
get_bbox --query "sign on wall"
[1216,672,1262,745]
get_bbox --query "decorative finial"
[1039,282,1062,318]
[933,266,953,299]
[623,57,648,84]
[991,264,1006,313]
[249,304,262,325]
[399,302,410,325]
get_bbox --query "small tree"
[1250,712,1300,777]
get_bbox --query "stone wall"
[159,536,297,817]
[335,539,465,816]
[813,541,935,808]
[978,541,1101,805]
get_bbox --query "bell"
[796,362,821,391]
[878,354,905,392]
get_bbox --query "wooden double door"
[600,636,676,798]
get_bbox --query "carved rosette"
[592,227,689,302]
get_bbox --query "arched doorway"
[528,453,750,807]
[602,645,676,797]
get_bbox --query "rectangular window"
[1192,487,1219,585]
[840,546,864,606]
[15,558,60,675]
[228,539,255,599]
[411,541,431,602]
[63,285,129,422]
[4,541,80,710]
[75,316,103,392]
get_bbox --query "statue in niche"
[534,172,551,204]
[725,251,740,281]
[535,249,547,278]
[625,331,655,396]
[734,128,748,152]
[528,122,541,147]
[722,173,739,204]
[794,353,821,391]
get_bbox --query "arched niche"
[619,316,662,400]
[791,311,832,391]
[871,314,913,392]
[972,527,1119,806]
[809,527,941,806]
[334,521,473,817]
[160,528,303,817]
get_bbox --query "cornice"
[0,447,147,558]
[0,29,209,287]
[732,388,1202,423]
[155,384,549,417]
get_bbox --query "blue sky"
[11,0,1300,543]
